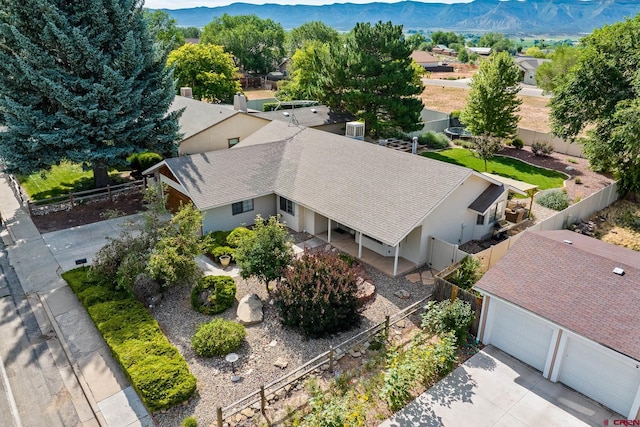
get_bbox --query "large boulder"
[237,294,263,325]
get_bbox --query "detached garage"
[475,230,640,420]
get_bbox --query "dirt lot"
[581,199,640,251]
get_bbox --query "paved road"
[422,78,549,98]
[0,240,82,427]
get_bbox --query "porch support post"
[393,244,399,276]
[358,232,363,259]
[327,219,332,242]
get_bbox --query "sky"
[145,0,470,9]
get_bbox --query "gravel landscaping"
[150,262,434,427]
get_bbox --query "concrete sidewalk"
[380,345,618,426]
[0,172,153,427]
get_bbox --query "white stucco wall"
[202,194,276,233]
[179,115,269,155]
[277,197,299,231]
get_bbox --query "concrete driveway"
[380,345,619,426]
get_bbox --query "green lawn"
[423,148,567,190]
[18,161,124,201]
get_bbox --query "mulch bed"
[31,192,146,234]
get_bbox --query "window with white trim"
[232,199,254,215]
[279,196,295,215]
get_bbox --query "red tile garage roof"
[475,230,640,362]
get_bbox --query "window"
[228,137,240,148]
[279,196,295,215]
[476,214,485,225]
[232,199,254,215]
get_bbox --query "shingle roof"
[169,96,240,140]
[475,230,640,362]
[255,105,354,128]
[468,184,505,214]
[158,121,476,246]
[410,51,439,64]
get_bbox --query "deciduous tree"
[550,15,640,195]
[285,21,339,57]
[168,43,241,103]
[276,41,330,101]
[234,215,293,293]
[460,51,522,139]
[536,45,581,94]
[201,14,285,75]
[143,9,185,51]
[0,0,182,187]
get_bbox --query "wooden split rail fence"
[215,293,433,427]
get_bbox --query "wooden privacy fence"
[26,178,146,216]
[215,294,433,427]
[433,265,483,336]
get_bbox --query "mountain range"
[160,0,640,34]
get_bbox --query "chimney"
[180,87,193,98]
[233,92,247,113]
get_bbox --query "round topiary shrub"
[191,276,236,315]
[191,319,246,357]
[537,189,570,211]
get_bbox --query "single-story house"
[255,105,354,135]
[432,44,457,57]
[410,50,440,68]
[515,56,551,86]
[475,230,640,419]
[466,47,492,56]
[145,121,512,275]
[170,95,270,155]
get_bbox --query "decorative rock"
[235,413,244,423]
[336,352,345,361]
[394,289,411,299]
[348,349,362,358]
[241,408,254,418]
[274,358,289,369]
[268,340,277,347]
[404,272,421,283]
[421,270,434,285]
[252,402,261,410]
[237,294,263,325]
[276,389,286,398]
[396,320,406,329]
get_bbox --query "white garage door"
[489,301,554,372]
[558,336,640,417]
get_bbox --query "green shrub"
[182,417,198,427]
[62,268,196,411]
[191,276,236,315]
[273,250,361,338]
[417,131,450,149]
[447,255,483,290]
[511,137,524,149]
[422,299,474,345]
[128,152,163,177]
[201,230,231,253]
[191,318,246,357]
[211,245,235,261]
[537,189,570,211]
[262,102,279,111]
[531,140,554,156]
[226,226,254,247]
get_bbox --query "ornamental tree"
[168,43,241,103]
[460,51,522,140]
[0,0,182,187]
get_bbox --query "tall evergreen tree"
[0,0,182,187]
[322,21,424,138]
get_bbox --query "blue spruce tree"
[0,0,182,186]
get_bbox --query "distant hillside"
[160,0,640,34]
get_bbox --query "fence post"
[107,184,112,202]
[217,407,223,427]
[329,346,334,373]
[69,193,75,208]
[260,385,266,414]
[384,315,390,339]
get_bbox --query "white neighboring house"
[410,50,440,69]
[144,121,511,276]
[475,230,640,419]
[515,56,551,86]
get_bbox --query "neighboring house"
[255,105,354,135]
[515,56,551,86]
[432,44,457,57]
[466,47,492,56]
[475,230,640,419]
[410,50,440,68]
[277,58,290,73]
[170,95,270,155]
[145,121,511,276]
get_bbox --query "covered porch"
[315,230,416,277]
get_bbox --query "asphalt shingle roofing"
[161,121,474,246]
[169,96,240,140]
[475,230,640,362]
